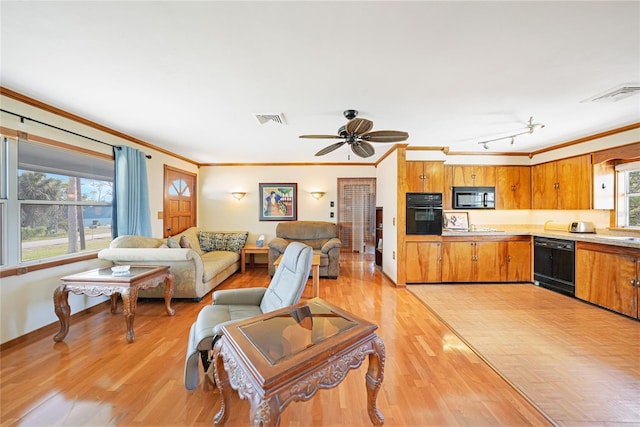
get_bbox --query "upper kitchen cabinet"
[496,166,532,209]
[532,154,592,210]
[449,165,496,187]
[406,161,444,193]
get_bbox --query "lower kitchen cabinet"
[441,236,531,283]
[442,241,502,282]
[505,240,532,282]
[406,241,441,283]
[576,241,639,319]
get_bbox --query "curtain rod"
[0,108,152,159]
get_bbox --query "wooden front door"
[163,165,197,238]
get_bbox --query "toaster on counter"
[569,221,596,233]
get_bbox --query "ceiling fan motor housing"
[344,109,358,120]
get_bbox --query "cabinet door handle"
[507,255,511,262]
[632,279,637,288]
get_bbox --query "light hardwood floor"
[2,252,591,427]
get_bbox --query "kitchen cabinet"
[532,154,592,209]
[406,241,442,283]
[449,165,496,187]
[375,207,383,267]
[496,166,531,209]
[441,236,531,283]
[441,240,503,282]
[406,161,444,193]
[575,241,639,319]
[505,239,532,282]
[592,161,615,210]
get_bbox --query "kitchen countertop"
[440,228,640,250]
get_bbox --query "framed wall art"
[259,183,297,221]
[443,211,469,230]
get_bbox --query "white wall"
[376,151,399,283]
[198,164,376,243]
[0,95,197,344]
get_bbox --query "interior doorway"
[163,165,197,238]
[337,178,376,253]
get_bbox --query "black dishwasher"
[533,237,575,297]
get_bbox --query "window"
[9,138,114,263]
[616,161,640,228]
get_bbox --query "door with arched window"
[163,165,197,238]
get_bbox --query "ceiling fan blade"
[299,134,343,139]
[315,141,346,156]
[345,118,374,135]
[351,141,375,158]
[360,130,409,143]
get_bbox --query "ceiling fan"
[299,109,409,158]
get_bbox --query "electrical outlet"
[330,212,334,218]
[393,217,396,226]
[392,251,396,260]
[330,201,334,207]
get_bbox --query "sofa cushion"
[167,236,181,248]
[175,227,204,255]
[199,231,248,253]
[201,251,240,283]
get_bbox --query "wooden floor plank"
[1,254,562,426]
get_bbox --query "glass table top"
[240,301,358,365]
[64,266,159,280]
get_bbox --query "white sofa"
[98,227,248,300]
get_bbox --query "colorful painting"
[443,211,469,230]
[259,183,297,221]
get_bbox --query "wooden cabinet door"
[451,166,496,187]
[506,240,531,282]
[406,161,425,193]
[532,161,557,209]
[556,155,592,210]
[423,162,445,193]
[576,246,638,318]
[406,242,441,283]
[475,242,503,282]
[496,166,531,209]
[441,242,474,282]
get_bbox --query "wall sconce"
[310,191,325,200]
[231,192,246,200]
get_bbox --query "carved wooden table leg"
[110,293,119,314]
[53,286,70,342]
[163,272,176,316]
[366,337,386,426]
[120,287,138,343]
[249,398,280,427]
[213,339,231,427]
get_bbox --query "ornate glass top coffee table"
[212,297,385,426]
[53,265,175,343]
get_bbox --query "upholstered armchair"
[184,241,313,390]
[268,221,341,278]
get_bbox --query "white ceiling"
[1,1,639,164]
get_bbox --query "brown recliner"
[268,221,341,278]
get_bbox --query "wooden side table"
[274,254,320,297]
[241,244,270,273]
[213,298,385,426]
[53,265,175,343]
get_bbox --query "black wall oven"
[406,193,442,235]
[533,237,575,296]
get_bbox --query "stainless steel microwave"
[452,186,495,209]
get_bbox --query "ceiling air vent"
[255,113,286,125]
[582,83,640,103]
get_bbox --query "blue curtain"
[112,146,152,238]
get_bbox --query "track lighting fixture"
[477,116,544,150]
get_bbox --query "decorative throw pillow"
[199,231,227,252]
[224,232,248,253]
[158,243,169,248]
[167,236,181,248]
[179,235,192,249]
